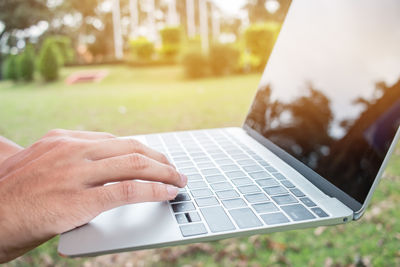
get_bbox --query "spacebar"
[200,206,236,233]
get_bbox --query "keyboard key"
[272,194,298,205]
[170,193,191,203]
[252,202,279,213]
[205,175,226,183]
[211,153,228,159]
[191,188,213,198]
[237,185,261,194]
[225,149,243,155]
[191,152,206,158]
[180,223,208,237]
[256,178,279,187]
[229,208,263,229]
[211,182,233,191]
[225,171,246,179]
[311,207,329,218]
[265,166,277,173]
[216,190,239,199]
[196,157,212,163]
[300,197,317,207]
[197,162,215,169]
[180,167,198,174]
[272,173,286,180]
[281,204,316,221]
[280,180,295,188]
[290,188,305,197]
[260,212,290,225]
[258,161,270,167]
[231,154,250,160]
[187,174,203,181]
[188,181,208,189]
[215,159,234,166]
[195,197,219,207]
[237,159,256,166]
[249,171,271,179]
[201,168,221,176]
[263,186,288,196]
[231,177,253,186]
[175,161,194,168]
[174,156,190,162]
[200,206,235,233]
[243,165,263,172]
[221,164,240,172]
[175,213,188,224]
[172,202,196,213]
[188,211,201,222]
[222,198,247,209]
[244,193,269,203]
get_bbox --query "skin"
[0,129,187,263]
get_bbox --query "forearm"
[0,136,23,164]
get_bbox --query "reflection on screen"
[245,0,400,204]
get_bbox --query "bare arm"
[0,130,187,263]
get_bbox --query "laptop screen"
[244,0,400,205]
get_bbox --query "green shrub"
[182,50,209,79]
[38,41,60,81]
[2,55,18,81]
[159,27,182,59]
[209,43,240,76]
[130,37,155,61]
[244,22,280,70]
[44,36,75,65]
[17,45,35,81]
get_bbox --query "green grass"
[1,65,399,267]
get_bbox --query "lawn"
[1,65,399,267]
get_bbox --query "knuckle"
[98,188,115,209]
[46,129,66,137]
[159,154,170,164]
[128,153,148,170]
[100,132,116,139]
[128,138,144,153]
[151,184,163,199]
[120,182,137,202]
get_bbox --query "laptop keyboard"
[144,129,329,237]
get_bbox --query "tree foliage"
[17,45,36,81]
[38,40,60,82]
[2,55,18,81]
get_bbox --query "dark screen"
[245,0,400,204]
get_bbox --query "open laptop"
[58,0,400,257]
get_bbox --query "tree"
[17,45,35,81]
[2,55,18,81]
[38,41,60,82]
[0,0,49,40]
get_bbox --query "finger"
[85,181,179,213]
[89,153,187,187]
[43,129,116,140]
[86,138,173,166]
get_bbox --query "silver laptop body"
[58,0,400,257]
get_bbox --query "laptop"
[58,0,400,257]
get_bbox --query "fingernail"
[180,174,188,186]
[167,185,179,197]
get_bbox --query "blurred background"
[0,0,399,266]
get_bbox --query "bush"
[17,45,35,81]
[182,50,209,79]
[209,43,240,76]
[244,22,281,70]
[44,36,74,65]
[38,41,60,81]
[2,55,18,81]
[159,27,182,59]
[130,37,155,61]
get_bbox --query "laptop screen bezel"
[241,1,400,216]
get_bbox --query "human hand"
[0,129,187,263]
